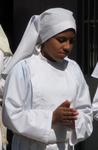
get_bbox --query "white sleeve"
[0,50,4,74]
[2,62,53,144]
[70,62,93,145]
[0,50,5,101]
[92,86,98,120]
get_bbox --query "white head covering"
[91,62,98,78]
[0,25,12,55]
[3,8,76,74]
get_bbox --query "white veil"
[0,25,12,55]
[3,8,76,75]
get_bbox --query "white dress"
[0,50,4,150]
[0,24,12,150]
[2,53,93,150]
[0,50,12,101]
[0,50,12,150]
[92,87,98,120]
[91,62,98,120]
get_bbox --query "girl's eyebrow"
[54,34,75,38]
[54,36,75,44]
[55,36,75,40]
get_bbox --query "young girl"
[2,8,92,150]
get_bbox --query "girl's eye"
[55,37,75,44]
[56,37,67,43]
[69,38,75,44]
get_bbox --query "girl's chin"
[57,55,66,60]
[54,57,66,63]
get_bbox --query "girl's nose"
[63,40,72,51]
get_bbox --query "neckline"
[38,52,68,71]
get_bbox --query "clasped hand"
[52,100,79,129]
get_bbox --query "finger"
[62,120,75,127]
[63,115,78,120]
[64,108,79,116]
[69,108,79,114]
[60,100,70,108]
[64,109,76,116]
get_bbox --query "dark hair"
[64,28,75,33]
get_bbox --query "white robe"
[0,25,12,150]
[0,50,12,150]
[2,53,93,150]
[0,50,12,101]
[0,50,4,102]
[92,86,98,120]
[0,50,6,150]
[91,62,98,120]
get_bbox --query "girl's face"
[41,30,75,62]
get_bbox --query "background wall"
[0,0,78,58]
[0,0,13,51]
